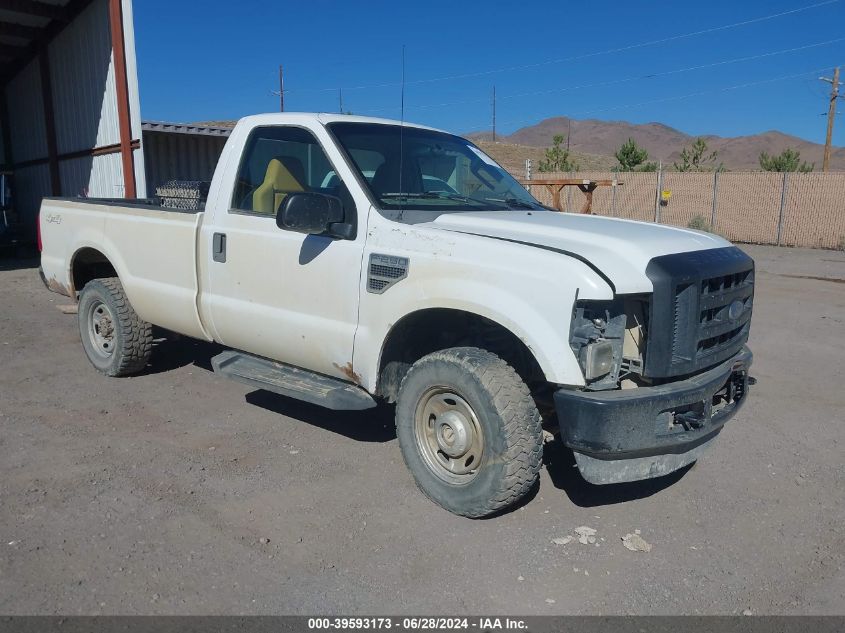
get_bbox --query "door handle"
[212,232,226,263]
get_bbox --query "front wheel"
[77,278,152,377]
[395,347,543,518]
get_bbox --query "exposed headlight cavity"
[570,298,648,390]
[581,341,614,380]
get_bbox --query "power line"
[502,38,845,101]
[355,37,845,116]
[282,0,840,95]
[403,37,845,112]
[457,65,840,132]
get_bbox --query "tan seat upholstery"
[252,156,306,214]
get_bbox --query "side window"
[231,126,340,215]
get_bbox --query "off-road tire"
[395,347,543,518]
[78,278,152,377]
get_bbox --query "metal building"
[0,0,145,241]
[141,121,231,196]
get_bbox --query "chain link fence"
[521,167,845,250]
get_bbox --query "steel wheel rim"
[86,300,116,358]
[414,387,484,484]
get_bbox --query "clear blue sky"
[134,0,845,145]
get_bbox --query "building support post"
[38,50,61,196]
[108,0,136,198]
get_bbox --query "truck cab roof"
[235,112,446,134]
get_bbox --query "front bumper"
[554,347,752,484]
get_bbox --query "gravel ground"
[0,244,843,615]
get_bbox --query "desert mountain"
[468,116,845,171]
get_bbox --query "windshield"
[327,122,544,215]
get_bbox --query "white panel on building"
[60,153,126,200]
[50,0,120,153]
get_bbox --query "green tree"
[674,137,722,172]
[538,134,579,172]
[614,138,657,172]
[758,148,813,172]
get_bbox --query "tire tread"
[80,278,152,377]
[397,346,543,518]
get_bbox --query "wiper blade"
[380,192,438,198]
[505,198,536,209]
[432,193,504,207]
[380,192,507,208]
[486,197,538,210]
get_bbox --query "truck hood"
[426,211,731,294]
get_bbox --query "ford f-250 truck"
[39,113,754,518]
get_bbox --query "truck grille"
[644,247,754,378]
[696,269,753,360]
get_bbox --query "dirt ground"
[0,244,843,615]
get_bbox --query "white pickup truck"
[39,113,754,518]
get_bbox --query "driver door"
[201,125,364,380]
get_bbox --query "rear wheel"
[395,347,543,518]
[77,278,152,377]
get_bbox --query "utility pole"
[492,85,496,143]
[278,65,285,112]
[566,118,572,152]
[820,66,840,172]
[339,88,343,114]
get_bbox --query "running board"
[211,351,377,411]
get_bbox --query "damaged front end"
[556,246,755,485]
[555,347,751,484]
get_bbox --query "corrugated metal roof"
[0,0,87,85]
[142,121,233,137]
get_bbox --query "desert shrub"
[687,215,712,231]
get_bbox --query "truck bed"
[39,197,209,340]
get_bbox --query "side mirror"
[277,192,351,238]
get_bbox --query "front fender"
[354,232,614,392]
